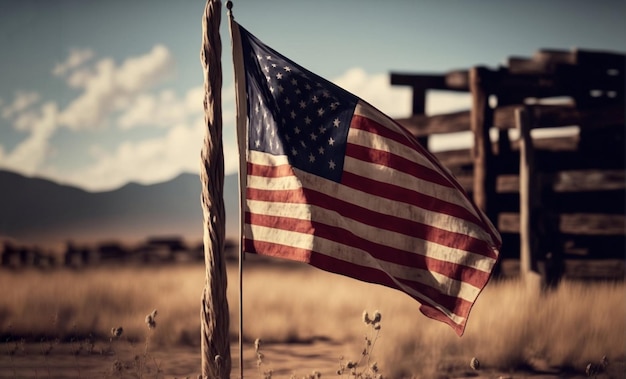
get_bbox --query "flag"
[230,21,501,336]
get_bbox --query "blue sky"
[1,0,624,191]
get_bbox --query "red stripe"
[351,113,428,156]
[243,236,312,263]
[245,211,492,287]
[248,161,293,177]
[346,143,453,188]
[247,182,497,259]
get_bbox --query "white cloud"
[58,45,175,130]
[0,102,58,174]
[1,91,41,120]
[117,86,204,129]
[332,68,411,117]
[59,122,202,191]
[52,109,241,192]
[115,45,173,93]
[426,90,471,115]
[52,48,95,77]
[332,67,472,118]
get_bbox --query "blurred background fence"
[392,48,625,284]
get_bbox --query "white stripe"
[354,101,405,137]
[249,149,289,165]
[245,223,468,325]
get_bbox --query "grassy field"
[0,259,624,378]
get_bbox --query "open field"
[1,259,625,378]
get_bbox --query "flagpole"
[226,1,248,377]
[200,0,231,378]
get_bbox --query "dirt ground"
[1,341,622,379]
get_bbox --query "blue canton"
[239,26,357,183]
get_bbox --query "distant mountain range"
[0,170,239,246]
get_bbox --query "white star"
[310,132,317,141]
[284,98,290,105]
[317,108,325,117]
[300,140,307,148]
[291,147,298,156]
[318,125,327,134]
[318,146,325,155]
[305,83,312,90]
[294,126,301,134]
[255,140,261,148]
[299,100,307,109]
[291,78,298,86]
[322,90,330,98]
[290,110,297,119]
[328,137,335,146]
[328,160,336,170]
[308,153,315,163]
[333,118,341,127]
[304,116,312,125]
[284,66,291,72]
[276,72,283,80]
[330,102,339,110]
[312,95,319,103]
[266,55,272,60]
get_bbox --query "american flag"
[232,22,501,336]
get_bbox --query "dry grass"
[0,260,624,377]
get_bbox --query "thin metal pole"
[226,1,246,376]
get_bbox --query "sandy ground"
[1,340,622,379]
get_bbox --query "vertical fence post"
[516,106,544,291]
[470,67,501,275]
[469,67,496,217]
[200,0,232,377]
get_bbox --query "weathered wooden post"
[470,67,501,276]
[516,106,544,291]
[469,66,496,218]
[200,0,231,377]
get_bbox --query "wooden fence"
[391,48,625,283]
